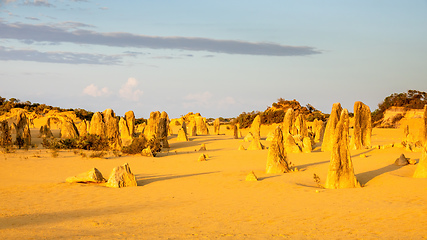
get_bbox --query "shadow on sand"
[356,164,404,185]
[135,171,219,186]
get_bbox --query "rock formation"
[250,115,261,140]
[195,116,209,135]
[247,134,264,150]
[325,109,361,189]
[199,143,207,151]
[89,112,105,136]
[158,112,170,148]
[413,146,427,178]
[77,120,88,136]
[245,171,258,181]
[233,125,239,139]
[125,111,135,137]
[321,103,343,152]
[213,118,220,135]
[14,111,31,147]
[350,101,372,150]
[66,168,106,183]
[188,119,197,136]
[0,120,12,147]
[103,109,121,150]
[145,111,161,140]
[60,117,79,139]
[282,108,294,140]
[119,117,133,147]
[238,145,246,150]
[284,134,301,153]
[243,132,254,142]
[294,114,308,138]
[266,126,290,174]
[141,146,155,157]
[302,137,312,153]
[394,154,409,166]
[314,119,325,143]
[198,154,207,161]
[176,127,189,142]
[39,124,53,138]
[419,105,427,145]
[106,163,137,188]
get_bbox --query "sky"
[1,0,426,119]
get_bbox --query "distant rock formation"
[213,118,220,135]
[284,134,301,153]
[238,145,246,150]
[302,137,312,153]
[176,127,189,141]
[125,111,135,137]
[158,112,170,148]
[89,112,105,136]
[413,146,427,178]
[145,111,161,140]
[325,109,361,189]
[106,163,137,188]
[119,117,132,147]
[313,119,325,143]
[77,120,88,136]
[0,120,12,147]
[188,119,197,136]
[350,101,372,150]
[321,103,343,152]
[196,116,209,135]
[294,114,308,138]
[420,105,427,145]
[66,168,106,183]
[60,117,79,139]
[103,109,121,150]
[266,126,290,174]
[243,132,254,142]
[282,108,294,141]
[250,115,261,140]
[14,111,31,147]
[233,125,239,139]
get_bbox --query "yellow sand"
[0,125,426,239]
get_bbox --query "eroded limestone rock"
[266,127,290,174]
[413,146,427,178]
[350,101,372,150]
[213,118,220,135]
[284,134,301,153]
[325,109,361,189]
[60,117,79,139]
[321,103,343,152]
[106,163,137,188]
[245,171,258,181]
[66,168,106,183]
[89,112,105,136]
[176,127,189,141]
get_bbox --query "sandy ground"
[1,125,426,239]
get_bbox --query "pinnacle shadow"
[356,164,405,185]
[135,171,220,186]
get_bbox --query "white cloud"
[119,77,143,101]
[83,84,110,97]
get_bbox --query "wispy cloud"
[23,0,53,7]
[119,78,143,101]
[25,17,39,21]
[183,92,238,110]
[83,84,111,97]
[0,46,123,65]
[0,21,321,56]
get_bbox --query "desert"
[1,94,427,240]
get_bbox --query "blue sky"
[1,0,426,119]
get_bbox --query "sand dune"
[1,125,426,239]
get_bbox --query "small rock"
[245,171,258,181]
[198,154,206,161]
[66,168,106,183]
[394,154,409,166]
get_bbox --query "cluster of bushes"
[372,90,427,123]
[0,96,94,121]
[234,99,326,128]
[41,134,109,151]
